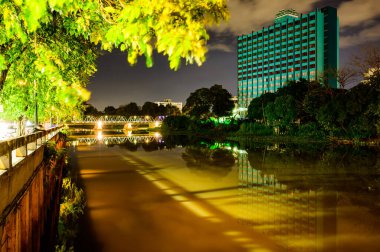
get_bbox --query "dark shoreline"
[161,130,380,146]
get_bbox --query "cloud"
[208,0,380,49]
[338,0,380,48]
[208,43,234,53]
[340,23,380,48]
[338,0,380,28]
[212,0,318,35]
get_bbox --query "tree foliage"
[265,95,297,129]
[162,115,190,132]
[84,101,182,117]
[183,84,233,118]
[246,77,379,139]
[247,92,276,121]
[141,102,159,117]
[104,105,117,115]
[183,87,212,118]
[117,102,140,117]
[0,0,229,123]
[209,84,234,117]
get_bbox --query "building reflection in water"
[236,145,380,252]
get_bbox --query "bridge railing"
[0,126,62,170]
[68,115,165,124]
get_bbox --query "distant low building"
[154,99,183,112]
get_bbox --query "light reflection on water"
[70,130,380,251]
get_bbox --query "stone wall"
[0,133,65,251]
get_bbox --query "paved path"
[74,145,284,252]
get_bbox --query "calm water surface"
[70,131,380,251]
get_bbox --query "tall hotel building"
[237,7,339,108]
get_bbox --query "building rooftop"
[274,9,300,23]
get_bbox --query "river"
[68,131,380,252]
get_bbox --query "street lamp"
[34,79,38,127]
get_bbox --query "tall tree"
[183,84,233,118]
[163,104,181,116]
[118,102,140,117]
[0,0,229,124]
[265,95,297,129]
[104,106,117,115]
[183,87,212,118]
[84,103,101,116]
[141,102,159,117]
[247,92,276,122]
[209,84,234,117]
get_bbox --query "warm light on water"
[96,131,103,140]
[96,120,102,130]
[70,131,380,251]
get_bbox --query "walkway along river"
[69,132,380,252]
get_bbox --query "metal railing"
[69,115,164,124]
[70,135,160,145]
[0,126,62,170]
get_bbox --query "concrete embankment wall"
[0,133,65,251]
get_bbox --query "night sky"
[89,0,380,110]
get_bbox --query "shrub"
[237,122,273,136]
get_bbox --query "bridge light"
[127,131,132,136]
[97,131,103,141]
[154,121,160,127]
[97,120,103,130]
[127,123,132,129]
[154,132,161,138]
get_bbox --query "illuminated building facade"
[237,6,339,108]
[154,99,183,112]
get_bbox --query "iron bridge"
[69,116,164,124]
[71,135,161,145]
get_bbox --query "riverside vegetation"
[162,73,379,144]
[46,138,85,252]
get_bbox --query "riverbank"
[161,129,380,146]
[230,130,380,145]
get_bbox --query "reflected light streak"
[139,167,222,224]
[97,120,103,130]
[97,131,103,140]
[163,189,179,195]
[172,195,188,202]
[224,231,243,237]
[180,201,212,218]
[152,180,171,190]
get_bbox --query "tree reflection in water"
[182,146,235,177]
